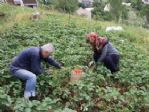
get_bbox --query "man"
[10,43,61,100]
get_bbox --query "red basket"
[71,69,84,82]
[72,69,83,75]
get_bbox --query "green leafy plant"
[0,5,149,112]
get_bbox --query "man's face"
[41,50,52,58]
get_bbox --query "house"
[23,0,38,8]
[122,2,131,6]
[104,4,110,12]
[13,0,24,6]
[4,0,38,8]
[0,0,5,3]
[76,7,94,20]
[142,0,149,4]
[4,0,14,4]
[78,0,93,2]
[78,0,93,8]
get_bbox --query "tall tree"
[140,4,149,25]
[54,0,78,13]
[108,0,123,22]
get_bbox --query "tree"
[54,0,79,13]
[108,0,123,22]
[140,4,149,25]
[131,0,143,10]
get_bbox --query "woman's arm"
[98,44,108,62]
[93,53,100,62]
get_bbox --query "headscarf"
[41,43,55,53]
[86,32,108,53]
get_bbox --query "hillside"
[0,4,149,112]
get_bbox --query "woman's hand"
[88,61,96,68]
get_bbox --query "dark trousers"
[102,54,120,73]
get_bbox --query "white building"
[104,4,110,12]
[13,0,24,6]
[122,2,131,6]
[4,0,38,7]
[142,0,149,4]
[0,0,5,3]
[76,7,94,20]
[78,0,93,8]
[78,0,93,3]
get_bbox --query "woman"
[86,32,120,73]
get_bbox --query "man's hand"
[48,69,53,74]
[60,66,65,69]
[59,62,64,69]
[59,62,64,68]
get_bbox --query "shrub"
[129,0,149,27]
[92,0,113,21]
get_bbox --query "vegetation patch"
[0,5,149,112]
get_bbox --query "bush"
[92,0,128,22]
[92,0,113,21]
[129,0,149,27]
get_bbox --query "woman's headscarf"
[86,32,108,52]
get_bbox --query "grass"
[0,4,149,63]
[0,4,149,70]
[0,4,33,32]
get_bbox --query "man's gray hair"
[41,43,55,52]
